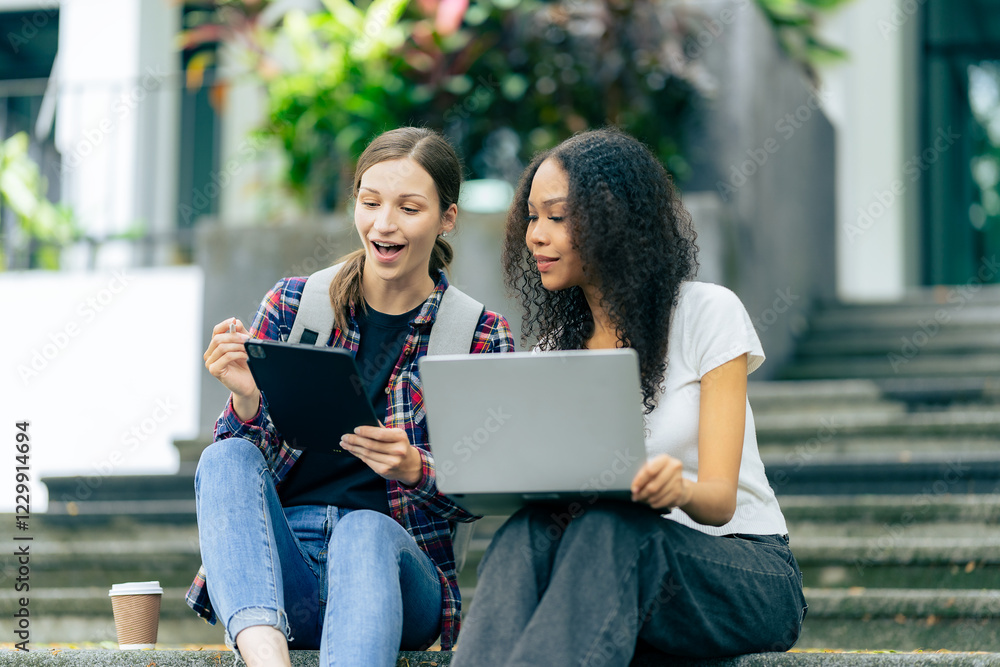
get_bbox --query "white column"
[56,0,140,240]
[820,0,920,302]
[56,0,180,263]
[217,69,272,226]
[136,0,181,252]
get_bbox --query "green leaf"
[320,0,364,34]
[350,0,409,60]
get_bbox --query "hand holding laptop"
[631,454,692,510]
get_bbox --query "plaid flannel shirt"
[185,269,514,650]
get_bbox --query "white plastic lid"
[108,581,163,596]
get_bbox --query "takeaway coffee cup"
[108,581,163,649]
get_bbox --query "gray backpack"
[287,262,482,572]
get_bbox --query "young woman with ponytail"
[189,127,514,667]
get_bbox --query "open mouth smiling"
[372,240,405,258]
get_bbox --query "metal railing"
[0,71,217,271]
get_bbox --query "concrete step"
[755,409,1000,442]
[456,584,1000,652]
[44,474,195,502]
[748,380,905,414]
[777,495,1000,524]
[790,522,1000,540]
[2,650,999,667]
[797,330,1000,357]
[797,589,1000,651]
[801,561,997,590]
[764,457,1000,496]
[0,588,222,645]
[0,652,453,667]
[875,378,1000,405]
[0,516,202,589]
[42,474,197,523]
[794,537,1000,586]
[808,302,1000,331]
[10,543,201,590]
[748,379,1000,415]
[778,355,1000,381]
[759,437,1000,461]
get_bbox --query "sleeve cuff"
[214,394,265,441]
[402,446,440,502]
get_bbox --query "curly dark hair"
[502,128,698,413]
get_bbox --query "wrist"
[232,390,261,422]
[401,445,424,487]
[678,478,695,508]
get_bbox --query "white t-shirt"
[644,281,788,537]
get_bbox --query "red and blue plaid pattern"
[185,270,514,649]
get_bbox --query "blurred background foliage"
[0,132,77,269]
[755,0,851,84]
[181,0,846,213]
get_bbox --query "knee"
[195,438,267,488]
[482,506,564,566]
[328,510,403,559]
[564,502,656,543]
[568,503,626,531]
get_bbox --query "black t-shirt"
[279,302,421,511]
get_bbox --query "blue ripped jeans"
[452,502,807,667]
[194,439,442,667]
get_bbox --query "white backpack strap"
[289,262,345,346]
[427,285,484,356]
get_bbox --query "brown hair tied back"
[328,127,463,333]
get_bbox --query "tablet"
[243,339,380,452]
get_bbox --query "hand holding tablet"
[243,339,380,452]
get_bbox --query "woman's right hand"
[204,318,260,420]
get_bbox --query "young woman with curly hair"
[452,128,807,666]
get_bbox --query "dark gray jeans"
[452,502,807,667]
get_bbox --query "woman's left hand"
[631,454,694,511]
[341,425,423,486]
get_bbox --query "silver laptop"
[419,349,648,515]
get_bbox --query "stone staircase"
[3,289,999,652]
[751,287,1000,650]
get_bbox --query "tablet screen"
[244,340,380,452]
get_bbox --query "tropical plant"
[182,0,417,211]
[180,0,846,213]
[754,0,851,85]
[414,0,710,183]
